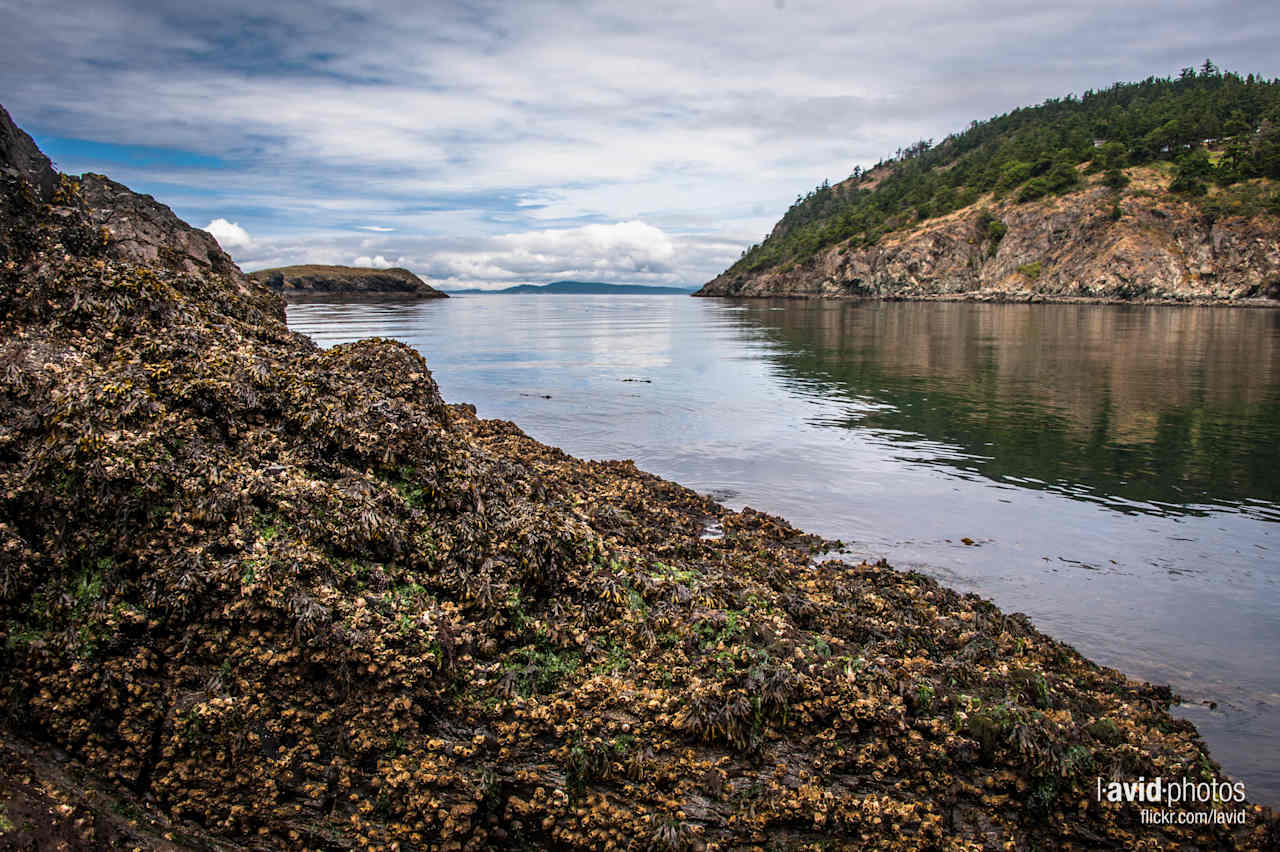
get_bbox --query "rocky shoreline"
[703,289,1280,308]
[2,105,1278,849]
[696,169,1280,306]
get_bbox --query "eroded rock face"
[0,105,81,262]
[0,104,279,321]
[0,105,58,203]
[698,180,1280,303]
[1,105,246,283]
[79,172,247,283]
[249,264,448,298]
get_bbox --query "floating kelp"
[1,105,1277,850]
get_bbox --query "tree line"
[730,62,1280,277]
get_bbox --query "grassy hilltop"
[249,265,448,299]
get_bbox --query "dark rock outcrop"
[250,263,448,298]
[79,172,247,283]
[697,171,1280,305]
[0,104,58,203]
[0,105,272,317]
[0,105,99,264]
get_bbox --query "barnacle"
[0,121,1275,851]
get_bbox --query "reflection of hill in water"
[729,300,1280,514]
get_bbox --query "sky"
[2,1,1278,290]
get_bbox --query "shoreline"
[3,107,1277,848]
[287,291,1280,810]
[5,254,1277,848]
[692,290,1280,308]
[272,290,451,303]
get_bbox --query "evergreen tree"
[729,65,1280,276]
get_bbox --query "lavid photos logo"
[1096,776,1250,826]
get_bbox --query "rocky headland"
[1,104,1277,849]
[698,69,1280,305]
[696,168,1280,304]
[250,264,448,300]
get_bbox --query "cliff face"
[698,172,1280,303]
[250,263,448,298]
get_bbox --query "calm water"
[287,295,1280,805]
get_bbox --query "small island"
[249,264,448,299]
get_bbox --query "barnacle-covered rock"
[0,103,1276,850]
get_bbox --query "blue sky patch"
[30,134,227,174]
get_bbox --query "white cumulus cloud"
[430,220,677,282]
[204,218,253,250]
[354,254,396,268]
[25,1,1270,289]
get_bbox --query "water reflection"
[287,294,1280,804]
[723,299,1280,517]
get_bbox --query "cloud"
[7,1,1279,286]
[427,221,677,282]
[229,222,733,289]
[204,218,253,250]
[353,254,397,269]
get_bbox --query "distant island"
[249,264,448,299]
[446,280,695,295]
[698,64,1280,304]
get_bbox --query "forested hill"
[701,63,1280,300]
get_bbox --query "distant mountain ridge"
[446,280,694,294]
[698,65,1280,304]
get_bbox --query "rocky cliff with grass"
[1,104,1276,849]
[698,66,1280,304]
[250,264,448,299]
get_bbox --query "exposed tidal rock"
[0,105,98,263]
[250,263,449,299]
[698,173,1280,304]
[2,104,1277,850]
[0,104,58,203]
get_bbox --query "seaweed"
[0,108,1274,850]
